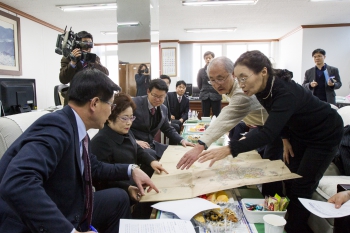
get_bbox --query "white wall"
[302,27,350,97]
[0,9,61,110]
[278,30,303,84]
[118,42,151,64]
[179,44,194,85]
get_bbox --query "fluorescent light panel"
[57,3,117,12]
[117,21,140,27]
[185,28,237,33]
[310,0,350,1]
[182,0,258,6]
[101,31,118,35]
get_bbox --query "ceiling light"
[310,0,350,1]
[185,28,237,33]
[101,31,118,35]
[56,3,117,12]
[117,21,140,27]
[182,0,258,6]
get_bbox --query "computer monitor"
[192,86,200,98]
[185,83,192,97]
[0,78,37,115]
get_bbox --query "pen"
[90,225,98,233]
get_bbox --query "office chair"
[54,84,69,106]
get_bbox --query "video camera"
[55,26,96,63]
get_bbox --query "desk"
[336,97,350,108]
[151,186,288,233]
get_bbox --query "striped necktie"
[81,135,93,226]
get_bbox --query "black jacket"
[91,124,155,191]
[229,77,343,156]
[167,92,190,121]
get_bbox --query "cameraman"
[59,31,109,85]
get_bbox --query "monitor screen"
[0,78,37,115]
[192,86,200,97]
[186,83,192,96]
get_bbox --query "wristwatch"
[131,164,140,174]
[197,140,208,150]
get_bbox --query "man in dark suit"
[0,68,157,233]
[160,74,172,121]
[303,48,342,105]
[131,79,193,159]
[167,80,190,136]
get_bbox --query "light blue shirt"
[70,109,133,233]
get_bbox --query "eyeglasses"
[236,73,254,83]
[208,74,230,85]
[150,92,166,100]
[100,99,116,111]
[118,116,136,122]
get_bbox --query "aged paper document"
[141,146,301,202]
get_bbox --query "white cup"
[263,214,286,233]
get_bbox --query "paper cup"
[263,214,286,233]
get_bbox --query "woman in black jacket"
[197,50,343,233]
[91,93,167,200]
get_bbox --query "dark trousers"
[201,99,221,117]
[246,127,284,197]
[284,138,339,233]
[228,121,250,141]
[92,188,131,233]
[169,120,182,145]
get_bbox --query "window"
[227,44,247,63]
[248,43,270,57]
[191,42,271,86]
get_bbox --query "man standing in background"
[303,48,342,105]
[197,51,222,117]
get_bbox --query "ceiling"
[1,0,350,43]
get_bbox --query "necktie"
[82,135,93,226]
[150,107,156,115]
[178,97,181,103]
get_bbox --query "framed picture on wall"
[0,10,22,76]
[161,47,177,77]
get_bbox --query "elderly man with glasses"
[131,79,194,160]
[177,56,284,197]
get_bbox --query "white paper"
[151,197,219,220]
[299,198,350,218]
[119,219,196,233]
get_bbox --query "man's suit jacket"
[0,105,128,233]
[131,96,183,156]
[163,95,172,121]
[302,65,342,105]
[167,92,189,121]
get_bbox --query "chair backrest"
[337,106,350,127]
[54,84,69,106]
[0,111,50,159]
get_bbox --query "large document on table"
[141,146,301,202]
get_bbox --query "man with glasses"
[177,56,284,197]
[131,79,194,159]
[0,68,158,233]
